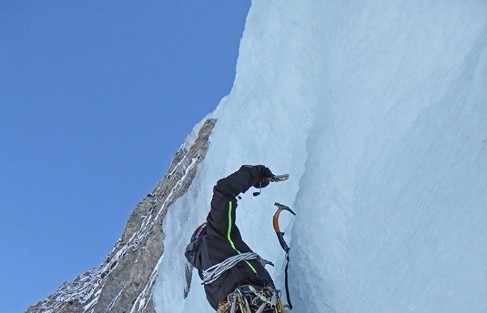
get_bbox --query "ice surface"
[154,1,487,312]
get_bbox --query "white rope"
[202,252,260,285]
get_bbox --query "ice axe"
[272,202,295,252]
[272,202,295,309]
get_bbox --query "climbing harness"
[218,285,285,313]
[272,202,296,310]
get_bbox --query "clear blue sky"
[0,1,250,312]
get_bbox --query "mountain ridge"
[26,118,216,313]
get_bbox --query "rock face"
[26,118,217,313]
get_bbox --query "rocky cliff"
[26,118,216,313]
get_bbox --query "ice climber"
[184,165,285,313]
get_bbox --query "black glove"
[252,165,274,188]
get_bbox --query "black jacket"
[197,166,275,310]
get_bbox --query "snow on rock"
[26,119,216,313]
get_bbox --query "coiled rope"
[202,252,260,285]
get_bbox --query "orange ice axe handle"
[273,202,296,253]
